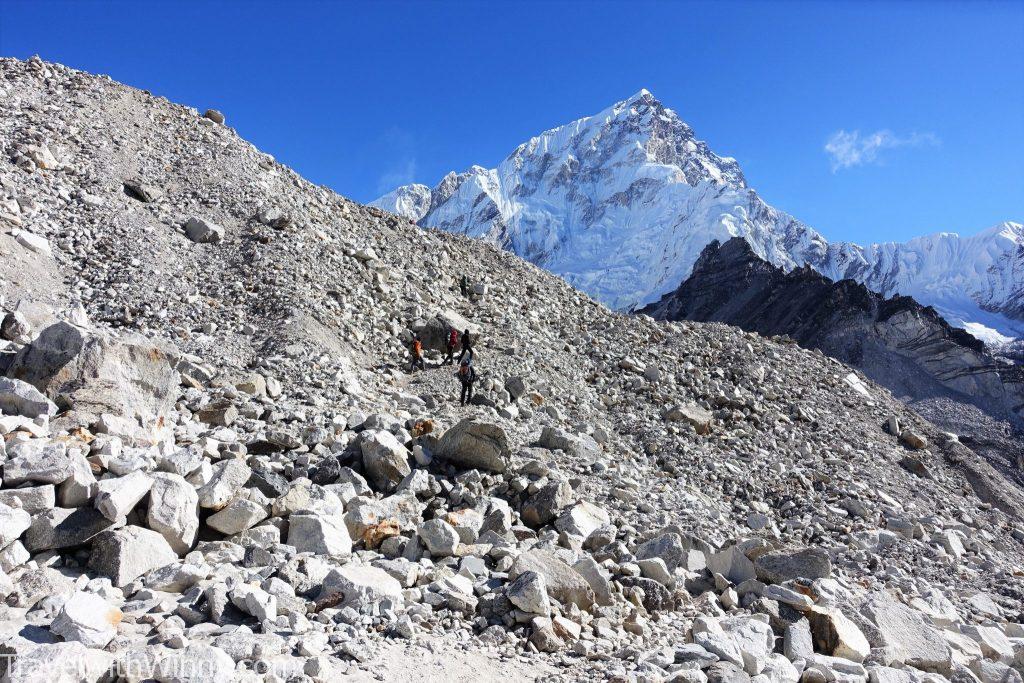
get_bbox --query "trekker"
[408,334,425,372]
[457,329,474,363]
[456,358,476,405]
[459,274,469,297]
[444,327,459,365]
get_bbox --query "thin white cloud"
[824,129,938,172]
[377,157,417,195]
[376,126,418,194]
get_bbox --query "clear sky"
[2,0,1021,245]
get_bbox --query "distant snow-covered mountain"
[372,90,1023,341]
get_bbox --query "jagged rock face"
[373,92,1023,338]
[642,238,1024,426]
[812,222,1024,341]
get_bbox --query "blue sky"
[2,0,1021,245]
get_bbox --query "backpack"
[413,339,422,355]
[448,329,459,346]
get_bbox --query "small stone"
[184,216,225,244]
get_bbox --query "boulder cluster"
[0,55,1021,682]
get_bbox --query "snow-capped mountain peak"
[371,93,1023,339]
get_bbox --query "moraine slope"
[1,57,1023,681]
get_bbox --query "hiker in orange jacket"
[409,334,425,372]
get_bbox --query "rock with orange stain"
[51,590,123,648]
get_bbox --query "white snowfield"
[372,90,1023,340]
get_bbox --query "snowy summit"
[373,90,1024,341]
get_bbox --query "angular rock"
[195,398,237,426]
[509,549,594,610]
[51,591,122,648]
[859,595,952,673]
[88,525,178,586]
[573,555,613,606]
[555,501,610,539]
[288,512,352,557]
[0,485,55,515]
[147,472,199,554]
[537,426,599,458]
[899,429,928,450]
[521,479,572,528]
[196,460,251,509]
[3,441,75,485]
[664,402,713,433]
[206,497,268,535]
[754,547,832,584]
[0,377,57,418]
[123,180,163,203]
[360,430,411,493]
[1,310,32,344]
[24,506,115,551]
[315,565,403,610]
[94,470,153,521]
[708,545,757,584]
[434,418,510,472]
[184,216,224,243]
[0,503,31,549]
[637,532,687,572]
[7,321,179,423]
[344,493,424,539]
[808,606,871,663]
[507,570,551,616]
[418,518,459,557]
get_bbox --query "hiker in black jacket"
[457,329,474,363]
[456,359,476,406]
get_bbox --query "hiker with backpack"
[456,358,476,405]
[444,327,459,365]
[408,333,425,372]
[457,328,474,363]
[459,274,469,297]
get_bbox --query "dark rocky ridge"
[642,238,1024,474]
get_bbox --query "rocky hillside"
[641,238,1024,480]
[372,91,1024,340]
[1,56,1023,682]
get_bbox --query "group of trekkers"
[407,325,477,406]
